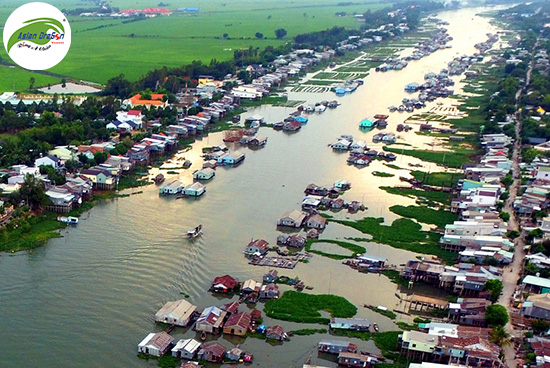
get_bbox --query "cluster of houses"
[398,322,504,367]
[443,134,515,265]
[401,257,503,301]
[138,272,297,365]
[330,134,397,166]
[377,25,451,73]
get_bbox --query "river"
[0,6,506,368]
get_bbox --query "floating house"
[260,283,280,299]
[266,325,287,341]
[159,180,183,195]
[193,168,215,180]
[330,318,370,331]
[171,338,201,359]
[263,269,278,283]
[223,312,251,336]
[195,306,227,334]
[197,341,227,363]
[332,139,352,150]
[306,214,327,229]
[277,209,307,228]
[245,239,270,256]
[359,118,375,129]
[218,151,245,165]
[337,352,377,367]
[137,332,174,357]
[334,179,351,190]
[155,299,197,327]
[183,182,206,197]
[318,340,358,354]
[295,115,308,124]
[212,275,239,293]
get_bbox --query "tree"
[94,151,108,164]
[275,28,287,39]
[255,32,264,39]
[483,279,504,303]
[485,304,509,327]
[499,211,510,222]
[61,78,67,88]
[222,33,229,39]
[19,174,49,211]
[490,325,511,347]
[29,77,35,90]
[531,319,550,334]
[65,159,79,173]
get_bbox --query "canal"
[0,6,506,368]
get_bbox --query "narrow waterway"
[0,7,505,368]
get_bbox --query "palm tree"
[490,325,511,347]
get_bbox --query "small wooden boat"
[153,173,165,184]
[373,323,379,332]
[57,216,78,224]
[200,331,207,341]
[187,224,202,238]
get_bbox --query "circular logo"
[3,2,71,70]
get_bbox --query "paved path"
[497,34,540,368]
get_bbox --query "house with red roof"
[244,239,269,256]
[211,274,239,293]
[223,311,251,336]
[127,93,167,109]
[116,110,144,129]
[195,306,227,334]
[197,341,226,363]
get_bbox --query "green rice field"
[0,0,388,89]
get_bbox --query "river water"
[0,7,506,368]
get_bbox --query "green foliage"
[373,308,396,320]
[264,290,357,324]
[373,331,401,357]
[333,217,456,264]
[507,230,520,239]
[396,321,418,331]
[372,171,395,178]
[383,146,475,167]
[485,304,509,327]
[501,174,513,188]
[499,211,511,222]
[158,354,180,367]
[305,239,366,260]
[483,279,504,303]
[332,329,371,340]
[389,205,458,228]
[531,319,550,334]
[380,186,452,204]
[381,270,409,286]
[0,213,64,252]
[410,170,464,187]
[290,328,327,335]
[490,325,511,347]
[275,28,287,39]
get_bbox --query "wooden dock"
[249,253,313,269]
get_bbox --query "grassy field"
[0,0,388,87]
[389,205,458,228]
[410,170,464,187]
[306,239,366,260]
[264,290,357,324]
[0,67,62,93]
[332,217,456,264]
[380,186,452,204]
[383,146,476,168]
